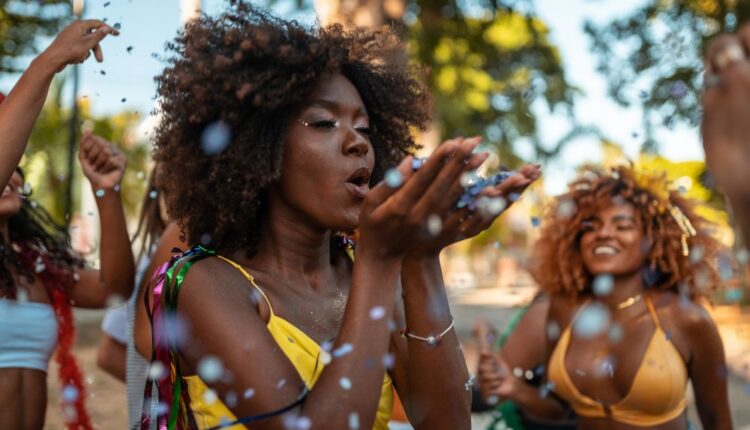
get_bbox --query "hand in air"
[41,19,118,72]
[473,319,519,401]
[701,23,750,203]
[78,131,127,192]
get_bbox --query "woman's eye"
[356,126,373,136]
[310,120,337,129]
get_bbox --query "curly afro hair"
[528,165,723,301]
[152,1,430,255]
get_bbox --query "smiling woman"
[476,164,733,430]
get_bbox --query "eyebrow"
[305,99,368,117]
[612,214,636,222]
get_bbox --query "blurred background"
[2,0,750,428]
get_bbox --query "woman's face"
[579,202,649,278]
[0,171,23,217]
[276,74,376,231]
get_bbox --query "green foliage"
[585,0,750,152]
[408,0,590,164]
[22,78,149,225]
[0,0,71,73]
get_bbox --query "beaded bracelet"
[400,318,455,346]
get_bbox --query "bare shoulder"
[176,256,259,307]
[656,292,721,348]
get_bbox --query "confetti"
[126,46,133,53]
[546,321,560,341]
[608,324,623,343]
[197,356,224,383]
[294,416,312,430]
[670,81,688,99]
[530,216,540,228]
[319,350,332,365]
[382,353,395,369]
[485,395,499,405]
[460,171,480,187]
[512,367,523,378]
[103,1,111,6]
[555,198,576,220]
[100,70,106,75]
[384,169,403,188]
[464,374,476,391]
[34,256,45,273]
[243,388,255,399]
[201,121,232,155]
[202,389,218,405]
[113,22,122,30]
[573,303,611,339]
[427,214,442,236]
[689,245,704,263]
[339,377,352,390]
[148,190,158,199]
[592,274,614,296]
[737,248,750,265]
[62,385,79,403]
[348,412,360,429]
[524,370,534,380]
[276,378,286,389]
[224,391,238,408]
[121,98,127,103]
[369,306,385,320]
[148,361,167,380]
[95,189,105,197]
[333,343,354,358]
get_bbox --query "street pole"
[65,0,85,226]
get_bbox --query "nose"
[595,222,616,239]
[342,127,370,158]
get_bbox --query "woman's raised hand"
[357,138,484,258]
[702,23,750,204]
[40,19,118,72]
[78,131,127,192]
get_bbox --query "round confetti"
[62,385,79,403]
[427,214,442,236]
[95,189,105,197]
[556,198,577,220]
[384,169,403,188]
[382,353,395,369]
[369,306,385,320]
[202,389,218,405]
[197,356,223,383]
[113,22,122,30]
[148,190,158,199]
[348,412,360,429]
[339,377,352,390]
[592,274,614,296]
[224,391,238,408]
[201,121,232,155]
[524,370,534,380]
[319,350,332,365]
[608,324,624,343]
[546,321,560,341]
[486,395,499,405]
[512,367,523,378]
[243,388,255,399]
[689,245,705,263]
[294,417,312,430]
[573,303,611,339]
[148,361,167,381]
[737,248,750,265]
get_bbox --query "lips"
[1,184,14,198]
[346,167,371,199]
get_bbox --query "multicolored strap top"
[142,244,393,430]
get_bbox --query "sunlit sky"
[1,0,705,195]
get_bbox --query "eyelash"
[305,120,373,136]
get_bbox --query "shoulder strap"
[645,296,662,330]
[216,255,275,316]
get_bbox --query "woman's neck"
[599,270,645,308]
[238,203,334,287]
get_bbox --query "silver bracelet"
[400,318,455,346]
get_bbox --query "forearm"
[303,249,401,429]
[0,54,59,188]
[400,255,471,428]
[512,382,568,420]
[95,190,135,299]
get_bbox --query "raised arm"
[389,138,541,428]
[0,20,116,189]
[70,132,134,308]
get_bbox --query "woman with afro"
[134,2,540,429]
[476,165,732,429]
